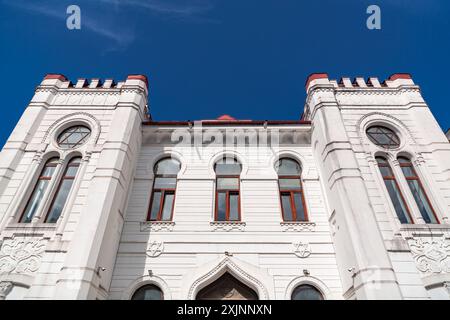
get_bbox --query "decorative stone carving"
[146,240,164,258]
[0,281,13,300]
[280,222,315,232]
[140,221,175,232]
[293,242,312,258]
[210,221,246,232]
[0,237,47,274]
[409,237,450,274]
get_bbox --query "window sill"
[397,223,450,239]
[6,222,56,230]
[140,221,175,232]
[210,221,246,232]
[280,221,315,232]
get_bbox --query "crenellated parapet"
[303,73,426,121]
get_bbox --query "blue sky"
[0,0,449,146]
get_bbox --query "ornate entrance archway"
[196,272,258,300]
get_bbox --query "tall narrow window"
[275,158,307,221]
[20,158,59,223]
[214,157,242,221]
[45,157,82,223]
[376,157,412,224]
[398,157,439,224]
[147,158,181,221]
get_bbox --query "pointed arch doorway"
[196,273,258,300]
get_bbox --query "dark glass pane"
[155,158,181,175]
[407,180,437,224]
[46,179,74,223]
[279,178,301,190]
[42,165,56,178]
[276,158,301,176]
[293,193,307,221]
[292,285,324,300]
[21,180,49,223]
[384,180,412,224]
[154,177,177,189]
[65,166,79,177]
[217,192,226,221]
[131,285,163,300]
[161,193,174,221]
[214,158,242,175]
[149,191,162,220]
[229,193,239,221]
[397,157,410,164]
[376,157,388,165]
[400,166,416,178]
[281,194,293,221]
[378,166,392,177]
[217,178,239,190]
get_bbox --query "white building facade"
[0,73,449,300]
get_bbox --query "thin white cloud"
[98,0,214,16]
[3,0,135,50]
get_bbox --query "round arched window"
[57,125,91,149]
[291,284,324,300]
[366,126,400,149]
[131,284,163,300]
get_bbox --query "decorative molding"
[0,281,13,299]
[146,240,164,258]
[210,221,246,232]
[41,112,101,145]
[140,221,175,232]
[409,237,450,274]
[292,241,312,258]
[0,237,47,274]
[280,221,316,232]
[187,257,269,300]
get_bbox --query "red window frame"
[377,158,414,224]
[399,158,439,224]
[278,175,308,222]
[19,158,59,223]
[147,174,177,221]
[44,157,81,223]
[215,175,241,221]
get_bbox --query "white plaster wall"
[109,131,343,300]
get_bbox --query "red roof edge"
[388,73,412,81]
[305,73,328,91]
[127,74,149,88]
[44,74,68,81]
[143,120,311,126]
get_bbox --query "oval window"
[57,125,91,149]
[366,126,400,149]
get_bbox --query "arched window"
[147,158,181,221]
[20,158,59,223]
[131,284,163,300]
[376,157,412,224]
[45,157,82,223]
[398,157,438,224]
[275,158,307,221]
[214,157,242,221]
[291,284,324,300]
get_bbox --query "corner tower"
[304,73,450,299]
[0,74,148,299]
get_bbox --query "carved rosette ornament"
[292,242,312,258]
[0,237,47,274]
[409,237,450,274]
